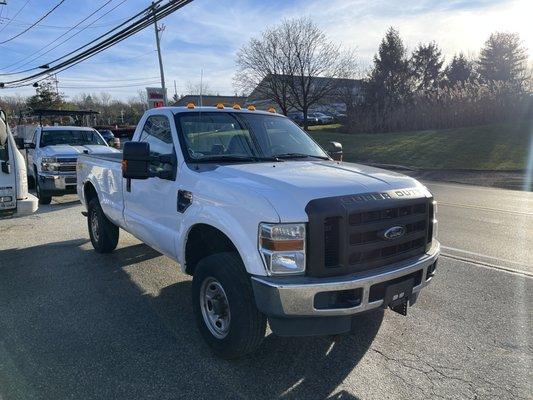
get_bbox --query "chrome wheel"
[200,277,231,339]
[90,210,100,242]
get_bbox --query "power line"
[0,0,31,34]
[0,0,67,44]
[0,16,126,30]
[60,81,161,89]
[60,76,160,82]
[1,0,125,73]
[1,0,193,87]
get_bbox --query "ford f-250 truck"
[77,105,439,359]
[26,125,119,205]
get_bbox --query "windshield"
[40,129,107,147]
[176,112,328,162]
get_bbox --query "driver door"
[123,113,181,258]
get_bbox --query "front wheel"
[35,176,51,205]
[192,252,266,359]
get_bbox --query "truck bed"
[77,153,124,226]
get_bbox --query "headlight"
[41,157,59,172]
[259,223,306,275]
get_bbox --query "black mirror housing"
[14,137,24,149]
[327,141,343,161]
[122,141,151,179]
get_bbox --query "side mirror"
[14,137,24,149]
[122,141,151,179]
[327,141,343,161]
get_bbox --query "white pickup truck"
[77,105,439,358]
[26,125,119,204]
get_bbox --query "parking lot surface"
[0,182,531,400]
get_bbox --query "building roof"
[247,74,363,102]
[173,95,246,107]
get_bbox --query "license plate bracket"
[384,278,414,315]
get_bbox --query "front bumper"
[38,173,77,196]
[252,241,439,335]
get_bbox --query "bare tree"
[235,26,295,115]
[282,18,355,128]
[235,17,356,125]
[185,80,212,96]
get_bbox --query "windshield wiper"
[272,152,329,160]
[194,155,282,163]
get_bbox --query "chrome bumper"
[38,173,77,191]
[252,241,440,317]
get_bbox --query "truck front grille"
[306,190,432,278]
[58,164,77,172]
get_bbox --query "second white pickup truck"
[77,105,439,359]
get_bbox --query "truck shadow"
[0,239,381,400]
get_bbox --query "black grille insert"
[306,192,432,278]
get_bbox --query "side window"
[139,115,174,174]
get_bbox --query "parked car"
[0,110,38,217]
[289,112,319,126]
[26,126,119,205]
[308,112,335,125]
[97,129,121,149]
[77,105,439,359]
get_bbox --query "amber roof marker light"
[186,102,195,109]
[247,105,256,111]
[232,103,241,110]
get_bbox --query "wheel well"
[185,224,239,275]
[84,182,98,204]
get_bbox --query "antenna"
[199,69,203,107]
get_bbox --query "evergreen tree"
[411,42,444,92]
[445,53,475,86]
[478,32,528,85]
[367,27,413,106]
[27,79,64,110]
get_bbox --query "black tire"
[27,174,35,189]
[35,177,52,205]
[192,252,266,359]
[87,197,119,253]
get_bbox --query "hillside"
[309,120,532,170]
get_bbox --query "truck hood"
[40,144,119,157]
[211,161,428,221]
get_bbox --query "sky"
[0,0,531,101]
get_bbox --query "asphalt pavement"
[0,182,531,400]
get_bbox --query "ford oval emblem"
[383,225,406,240]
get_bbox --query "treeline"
[0,85,147,126]
[349,29,532,133]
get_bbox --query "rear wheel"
[87,197,119,253]
[192,252,266,359]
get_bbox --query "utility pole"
[152,2,168,106]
